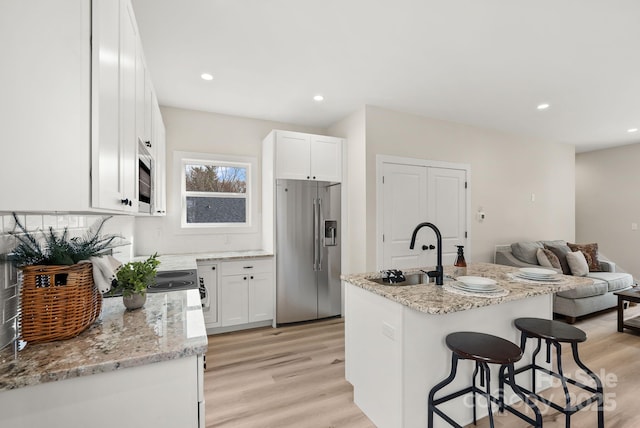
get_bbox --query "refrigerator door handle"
[313,198,318,271]
[318,197,324,270]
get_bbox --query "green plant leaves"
[9,213,121,267]
[113,254,160,297]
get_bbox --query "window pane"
[186,196,246,224]
[185,164,246,193]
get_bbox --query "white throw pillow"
[566,250,589,277]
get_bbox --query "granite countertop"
[135,250,274,271]
[0,289,207,392]
[341,262,594,315]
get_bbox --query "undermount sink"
[369,272,427,286]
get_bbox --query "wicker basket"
[19,263,102,343]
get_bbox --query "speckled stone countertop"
[135,250,274,271]
[0,289,207,392]
[341,262,594,315]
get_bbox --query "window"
[178,152,256,229]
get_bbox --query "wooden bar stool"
[428,331,542,428]
[500,318,604,428]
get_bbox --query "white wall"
[328,108,367,274]
[355,106,576,272]
[134,106,324,255]
[576,144,640,277]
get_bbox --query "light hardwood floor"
[205,307,640,428]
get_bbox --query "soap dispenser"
[454,245,467,277]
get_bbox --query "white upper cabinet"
[0,0,92,212]
[0,0,165,214]
[272,131,343,182]
[92,0,139,212]
[275,131,311,180]
[310,135,343,182]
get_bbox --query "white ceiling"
[131,0,640,152]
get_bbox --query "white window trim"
[175,151,258,233]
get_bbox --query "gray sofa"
[495,241,635,323]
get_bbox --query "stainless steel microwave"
[138,140,153,214]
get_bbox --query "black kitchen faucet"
[409,222,443,285]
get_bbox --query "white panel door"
[381,162,467,271]
[428,168,467,265]
[382,163,428,270]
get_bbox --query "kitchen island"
[0,289,207,428]
[342,262,594,428]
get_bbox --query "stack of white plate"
[515,267,560,282]
[454,276,500,293]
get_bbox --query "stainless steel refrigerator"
[276,179,341,324]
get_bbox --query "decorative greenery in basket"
[9,213,120,267]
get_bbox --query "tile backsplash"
[0,213,134,351]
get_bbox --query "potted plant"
[112,254,160,310]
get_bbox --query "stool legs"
[428,353,460,428]
[571,342,604,428]
[512,331,605,428]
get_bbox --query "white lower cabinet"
[199,257,274,333]
[221,274,250,326]
[0,356,202,428]
[248,272,274,322]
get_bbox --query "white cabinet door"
[152,92,167,215]
[119,0,138,213]
[273,131,343,183]
[220,275,249,326]
[248,272,273,323]
[91,0,124,211]
[275,131,311,180]
[198,263,219,327]
[310,135,342,182]
[91,0,138,212]
[0,0,91,212]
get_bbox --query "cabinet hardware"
[145,141,151,147]
[243,277,247,280]
[243,266,253,269]
[211,266,216,270]
[250,276,254,280]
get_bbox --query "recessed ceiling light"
[536,103,550,110]
[628,128,638,133]
[313,94,324,102]
[200,73,214,81]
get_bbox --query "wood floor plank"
[205,307,640,427]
